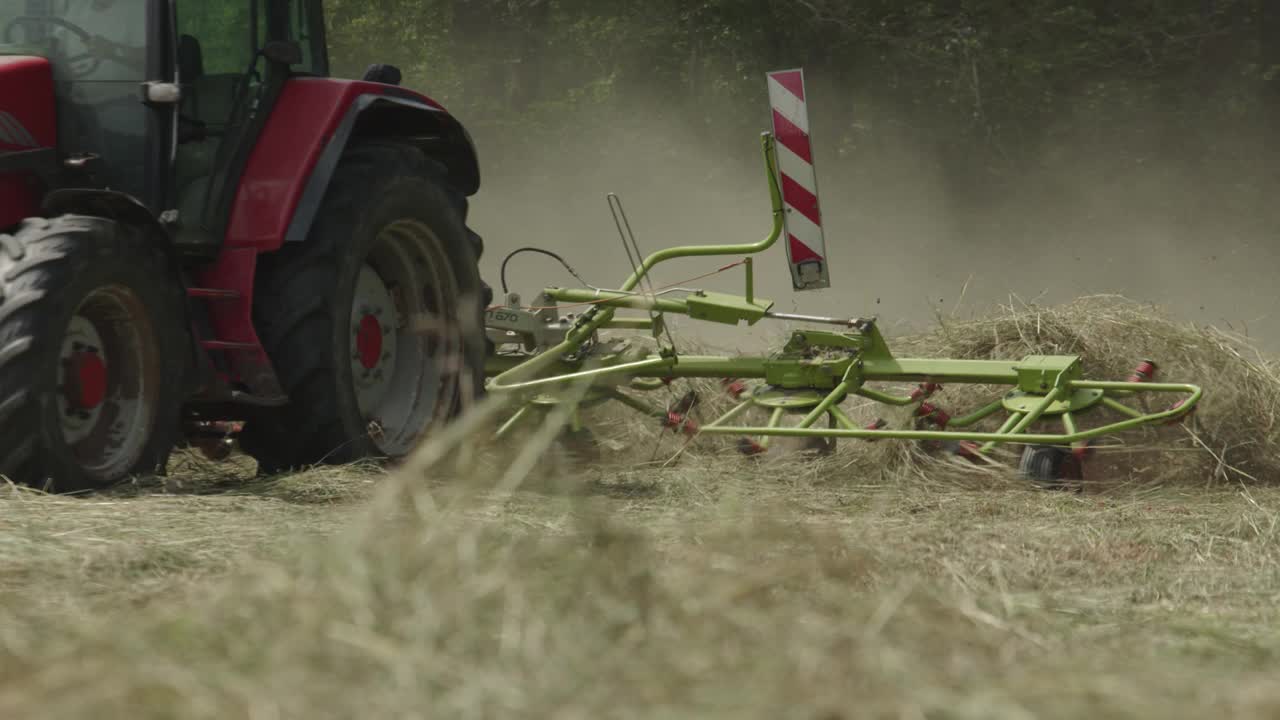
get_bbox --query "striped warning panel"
[766,68,830,290]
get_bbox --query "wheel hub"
[64,348,108,410]
[1002,387,1105,416]
[355,314,384,370]
[343,219,461,456]
[749,385,834,411]
[350,265,399,416]
[58,315,109,440]
[54,288,159,480]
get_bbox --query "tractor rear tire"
[0,216,185,492]
[239,141,486,474]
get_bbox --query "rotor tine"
[609,193,657,297]
[608,193,643,286]
[620,199,653,294]
[606,192,679,352]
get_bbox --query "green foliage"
[176,0,262,75]
[322,0,1278,181]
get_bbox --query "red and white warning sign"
[766,68,830,290]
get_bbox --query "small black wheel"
[1017,445,1083,489]
[240,141,486,473]
[0,216,186,492]
[800,413,838,456]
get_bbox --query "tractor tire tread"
[0,436,36,484]
[0,336,32,366]
[4,249,78,283]
[0,215,186,491]
[0,291,43,327]
[0,234,22,262]
[0,387,28,426]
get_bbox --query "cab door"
[169,0,326,248]
[170,0,265,246]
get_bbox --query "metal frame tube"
[603,389,668,420]
[828,405,859,430]
[798,382,853,428]
[1101,396,1145,418]
[947,399,1005,428]
[707,400,755,428]
[1061,412,1079,436]
[854,386,915,407]
[757,407,787,450]
[978,411,1025,453]
[1006,387,1064,434]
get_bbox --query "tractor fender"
[282,91,481,247]
[42,188,167,238]
[223,78,478,255]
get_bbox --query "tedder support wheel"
[240,141,487,474]
[1017,445,1084,490]
[0,216,186,492]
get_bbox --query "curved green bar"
[854,386,916,407]
[486,133,786,394]
[616,133,786,293]
[695,381,1202,446]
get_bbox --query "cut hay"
[11,351,1280,719]
[6,301,1280,718]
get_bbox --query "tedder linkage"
[481,74,1201,483]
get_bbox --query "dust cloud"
[465,85,1280,355]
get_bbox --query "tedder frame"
[480,75,1201,479]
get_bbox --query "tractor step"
[201,340,258,352]
[187,287,241,300]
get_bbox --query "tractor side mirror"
[361,64,403,86]
[262,40,303,67]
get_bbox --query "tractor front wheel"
[0,216,185,492]
[240,141,486,473]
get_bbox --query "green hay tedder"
[482,70,1201,485]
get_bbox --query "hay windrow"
[894,295,1280,486]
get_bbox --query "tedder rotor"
[482,70,1202,485]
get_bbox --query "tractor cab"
[0,0,326,241]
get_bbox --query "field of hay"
[4,298,1280,719]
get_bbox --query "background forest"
[324,1,1278,180]
[325,1,1280,344]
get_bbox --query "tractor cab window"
[1,0,145,77]
[289,0,324,76]
[172,0,267,231]
[0,0,151,198]
[172,0,322,237]
[174,0,265,132]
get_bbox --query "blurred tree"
[322,0,1276,187]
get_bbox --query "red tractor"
[0,0,490,491]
